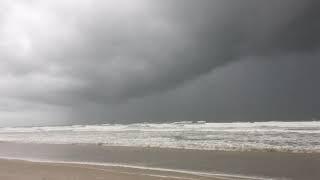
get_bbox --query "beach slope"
[0,159,225,180]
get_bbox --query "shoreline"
[1,141,319,154]
[0,142,319,179]
[0,158,266,180]
[0,159,227,180]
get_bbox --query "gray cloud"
[0,0,320,125]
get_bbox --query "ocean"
[0,121,319,153]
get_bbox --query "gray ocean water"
[0,121,319,153]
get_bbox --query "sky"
[0,0,320,126]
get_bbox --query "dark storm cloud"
[72,0,320,102]
[0,0,320,125]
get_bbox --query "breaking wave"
[0,121,319,153]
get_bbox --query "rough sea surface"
[0,121,319,153]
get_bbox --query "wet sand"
[0,142,319,179]
[0,159,225,180]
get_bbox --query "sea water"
[0,121,319,153]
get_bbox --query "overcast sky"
[0,0,320,126]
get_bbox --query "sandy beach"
[0,159,228,180]
[0,143,319,179]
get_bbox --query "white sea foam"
[0,121,319,153]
